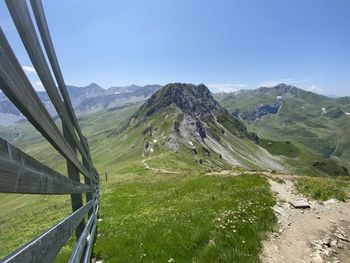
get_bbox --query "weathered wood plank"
[5,0,93,172]
[63,124,86,240]
[1,201,92,263]
[82,138,94,216]
[83,220,97,263]
[0,27,97,183]
[30,0,91,158]
[68,213,96,263]
[0,138,93,194]
[0,1,100,263]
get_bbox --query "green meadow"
[0,106,277,262]
[94,172,276,262]
[0,103,348,262]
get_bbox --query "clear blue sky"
[1,0,349,96]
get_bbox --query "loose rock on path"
[260,176,350,263]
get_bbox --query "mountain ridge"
[215,83,350,176]
[114,83,285,172]
[0,83,162,125]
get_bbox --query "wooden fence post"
[63,124,85,240]
[82,137,93,217]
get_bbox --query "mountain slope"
[0,84,162,125]
[215,84,350,175]
[114,83,285,172]
[75,84,162,113]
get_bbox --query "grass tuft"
[296,177,348,201]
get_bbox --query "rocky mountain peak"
[141,83,221,117]
[85,82,103,89]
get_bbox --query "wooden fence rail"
[0,0,100,262]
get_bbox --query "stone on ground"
[290,199,311,209]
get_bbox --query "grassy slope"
[2,94,350,261]
[0,103,278,262]
[0,194,71,259]
[94,173,276,263]
[295,177,350,201]
[215,92,350,176]
[1,87,349,260]
[0,105,140,259]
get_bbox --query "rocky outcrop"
[174,120,180,134]
[142,126,154,136]
[195,121,206,139]
[143,141,153,154]
[165,136,178,151]
[140,83,222,118]
[129,83,259,141]
[239,101,282,121]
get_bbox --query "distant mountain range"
[104,82,349,176]
[0,83,162,125]
[2,82,345,126]
[215,83,350,175]
[1,82,349,176]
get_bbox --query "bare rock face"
[142,126,154,136]
[174,120,180,134]
[178,115,204,142]
[123,83,258,146]
[142,83,222,118]
[241,101,282,121]
[143,141,154,154]
[195,121,206,139]
[165,136,178,151]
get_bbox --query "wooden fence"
[0,0,100,262]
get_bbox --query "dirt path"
[205,170,244,176]
[261,177,350,263]
[141,156,180,174]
